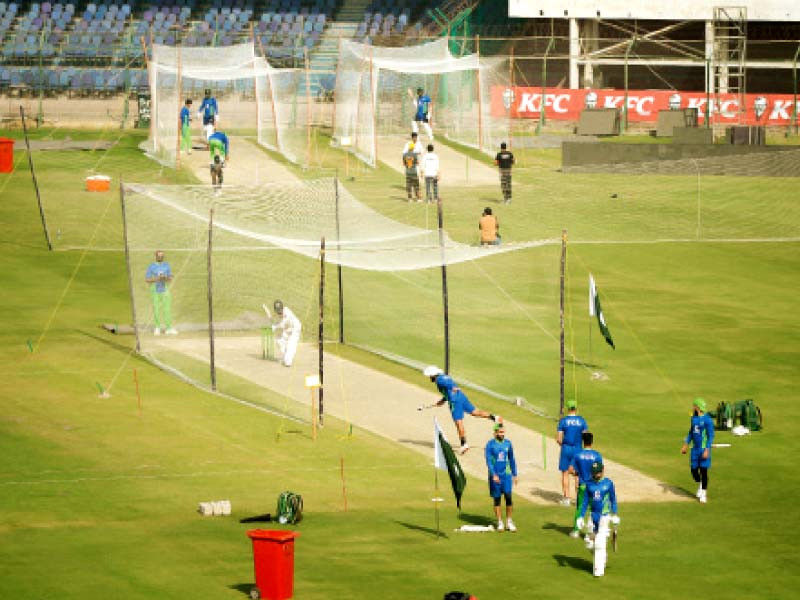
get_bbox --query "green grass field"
[0,124,798,599]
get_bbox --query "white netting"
[147,43,307,167]
[123,179,544,271]
[334,39,509,167]
[121,179,545,418]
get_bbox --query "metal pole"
[207,208,217,391]
[537,34,555,134]
[175,43,182,167]
[20,106,52,251]
[334,174,344,343]
[623,39,635,133]
[119,180,141,353]
[319,236,325,426]
[437,196,450,374]
[37,28,44,126]
[475,34,483,152]
[508,46,514,150]
[705,58,711,128]
[793,43,800,135]
[305,46,312,166]
[559,229,567,416]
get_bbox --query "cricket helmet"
[591,460,604,479]
[205,88,211,96]
[423,365,442,378]
[274,300,284,315]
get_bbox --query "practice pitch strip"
[183,136,298,186]
[151,335,690,506]
[378,134,501,187]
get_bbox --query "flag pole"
[434,467,441,539]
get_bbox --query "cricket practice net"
[121,179,545,414]
[147,42,307,167]
[333,39,510,167]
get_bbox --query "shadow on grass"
[76,328,135,355]
[565,358,603,369]
[526,487,563,504]
[553,554,592,573]
[229,583,255,597]
[542,522,573,537]
[395,520,449,539]
[665,483,696,499]
[479,197,502,204]
[458,512,494,526]
[397,438,433,449]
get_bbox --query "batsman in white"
[270,300,301,367]
[576,461,620,577]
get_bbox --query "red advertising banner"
[491,87,800,126]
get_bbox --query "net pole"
[793,43,800,136]
[437,197,450,374]
[141,36,155,149]
[334,174,344,343]
[251,22,261,147]
[332,34,342,135]
[305,47,312,165]
[559,229,567,416]
[508,46,514,150]
[318,236,325,426]
[119,181,141,353]
[175,43,182,167]
[475,35,483,152]
[207,208,217,391]
[19,106,52,251]
[370,46,377,167]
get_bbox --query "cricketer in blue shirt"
[569,431,602,534]
[424,365,496,454]
[580,469,618,529]
[208,131,229,160]
[485,422,518,531]
[414,91,431,122]
[681,397,715,503]
[144,250,174,334]
[198,92,219,125]
[557,400,588,472]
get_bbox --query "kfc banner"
[492,87,800,126]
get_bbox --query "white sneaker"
[459,444,470,455]
[569,530,580,538]
[696,484,703,498]
[165,328,178,335]
[699,490,707,504]
[153,327,161,335]
[559,497,571,506]
[496,520,504,532]
[506,519,517,532]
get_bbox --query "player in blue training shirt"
[681,397,715,504]
[145,250,177,336]
[197,88,219,145]
[179,98,192,154]
[557,399,588,505]
[409,87,433,140]
[577,461,619,577]
[568,431,602,537]
[485,422,518,532]
[423,365,498,455]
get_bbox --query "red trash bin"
[246,529,300,600]
[0,138,14,173]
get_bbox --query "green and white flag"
[589,274,615,349]
[434,418,466,508]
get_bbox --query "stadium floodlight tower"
[333,38,509,167]
[146,42,307,168]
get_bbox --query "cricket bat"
[262,303,272,320]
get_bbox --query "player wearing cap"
[557,399,588,506]
[409,87,433,140]
[423,366,498,454]
[577,461,619,577]
[198,88,219,144]
[681,397,715,503]
[485,422,518,532]
[568,431,602,537]
[271,300,301,367]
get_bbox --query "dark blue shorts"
[690,448,711,469]
[489,474,513,497]
[559,444,579,472]
[451,395,475,421]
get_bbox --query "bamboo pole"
[318,236,325,426]
[119,180,140,353]
[475,34,483,152]
[207,209,217,391]
[559,229,567,416]
[20,106,51,251]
